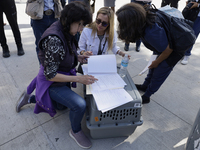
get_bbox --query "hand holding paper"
[82,54,133,112]
[138,55,157,76]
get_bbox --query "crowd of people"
[0,0,199,149]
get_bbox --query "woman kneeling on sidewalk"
[16,2,97,149]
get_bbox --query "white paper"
[82,54,133,112]
[138,54,157,76]
[88,54,117,74]
[91,73,126,91]
[92,88,133,113]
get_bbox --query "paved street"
[0,0,200,150]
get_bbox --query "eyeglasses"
[96,19,109,27]
[78,22,85,27]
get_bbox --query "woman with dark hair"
[16,2,96,148]
[116,3,182,104]
[124,0,152,52]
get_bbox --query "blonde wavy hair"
[87,7,114,51]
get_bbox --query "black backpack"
[142,7,196,66]
[152,9,196,53]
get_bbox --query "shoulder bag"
[182,0,200,21]
[25,0,44,20]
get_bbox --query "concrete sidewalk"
[0,0,200,150]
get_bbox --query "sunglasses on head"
[96,19,109,27]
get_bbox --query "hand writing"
[78,55,89,63]
[83,51,93,56]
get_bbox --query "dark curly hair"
[60,1,92,54]
[116,3,156,43]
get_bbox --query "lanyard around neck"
[97,37,107,55]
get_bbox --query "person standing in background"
[30,0,62,63]
[68,0,90,8]
[161,0,179,8]
[60,0,66,8]
[181,0,200,65]
[0,0,25,58]
[104,0,116,12]
[68,0,96,14]
[124,0,152,52]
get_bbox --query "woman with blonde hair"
[78,7,126,57]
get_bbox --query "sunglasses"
[96,19,109,27]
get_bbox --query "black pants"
[0,0,22,47]
[161,0,179,8]
[60,0,66,8]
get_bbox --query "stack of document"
[82,54,133,113]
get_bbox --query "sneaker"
[181,56,189,65]
[69,129,92,149]
[124,43,129,51]
[16,91,31,112]
[135,84,147,92]
[142,95,150,104]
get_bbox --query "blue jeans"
[185,16,200,56]
[125,39,141,48]
[31,13,57,62]
[49,84,86,133]
[143,60,172,97]
[136,39,141,48]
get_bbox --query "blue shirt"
[44,0,54,11]
[143,23,168,53]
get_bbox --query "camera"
[186,2,194,9]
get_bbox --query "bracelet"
[80,50,85,55]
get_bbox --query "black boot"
[135,84,147,92]
[142,95,150,104]
[136,46,140,52]
[17,45,25,56]
[124,43,129,51]
[2,45,10,58]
